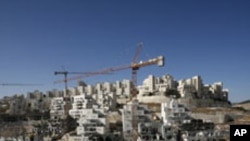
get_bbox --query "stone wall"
[179,98,230,109]
[191,113,225,123]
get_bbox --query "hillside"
[232,100,250,111]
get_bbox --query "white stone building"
[156,74,176,94]
[138,74,176,96]
[209,82,228,100]
[69,94,109,141]
[178,75,203,98]
[67,82,117,111]
[8,94,26,115]
[137,121,176,141]
[65,79,132,98]
[116,79,133,97]
[46,89,64,98]
[122,99,151,141]
[26,90,51,112]
[177,75,229,102]
[161,98,191,125]
[50,97,65,120]
[93,92,117,111]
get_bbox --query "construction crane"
[54,43,165,98]
[0,83,43,86]
[131,42,143,87]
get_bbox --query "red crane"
[54,43,165,97]
[131,42,143,87]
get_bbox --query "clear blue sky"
[0,0,249,102]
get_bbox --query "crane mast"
[132,42,143,87]
[54,71,68,96]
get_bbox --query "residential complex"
[122,99,151,141]
[0,74,231,141]
[50,97,65,120]
[137,74,176,96]
[69,94,109,141]
[137,74,228,102]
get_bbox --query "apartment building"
[136,98,221,141]
[65,79,131,100]
[209,82,228,101]
[122,99,151,141]
[26,90,51,112]
[50,97,65,120]
[161,98,191,125]
[137,74,176,96]
[8,94,26,115]
[93,92,117,111]
[177,75,203,98]
[136,74,229,105]
[47,89,64,98]
[69,93,109,141]
[137,121,177,141]
[116,80,133,97]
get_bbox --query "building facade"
[69,93,109,141]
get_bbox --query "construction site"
[0,43,249,141]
